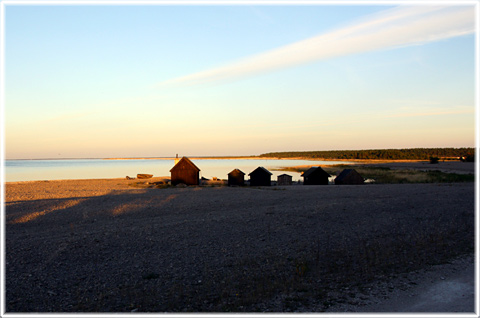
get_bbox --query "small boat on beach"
[137,174,153,179]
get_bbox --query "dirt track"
[4,178,475,313]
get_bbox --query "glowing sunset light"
[2,2,476,159]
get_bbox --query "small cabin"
[334,169,364,185]
[301,167,331,185]
[277,174,292,185]
[170,156,200,186]
[248,167,272,186]
[228,169,245,186]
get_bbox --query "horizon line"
[4,146,476,160]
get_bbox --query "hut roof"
[278,174,292,177]
[336,169,353,180]
[301,167,331,177]
[228,169,245,176]
[169,156,200,172]
[335,169,362,182]
[248,166,272,176]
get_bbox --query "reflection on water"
[5,158,352,182]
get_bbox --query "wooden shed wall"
[171,170,199,185]
[335,171,364,185]
[249,171,271,186]
[171,160,200,185]
[304,169,329,185]
[277,175,292,185]
[228,171,245,186]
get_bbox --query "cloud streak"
[158,5,474,87]
[383,107,474,119]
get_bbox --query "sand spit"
[281,160,475,175]
[4,176,474,313]
[361,160,475,175]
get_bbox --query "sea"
[4,158,353,182]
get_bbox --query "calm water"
[4,158,352,182]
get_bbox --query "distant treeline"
[260,148,475,160]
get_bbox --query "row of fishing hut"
[170,157,364,186]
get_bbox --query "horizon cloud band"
[158,5,475,87]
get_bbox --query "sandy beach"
[4,167,475,313]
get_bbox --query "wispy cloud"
[158,5,474,87]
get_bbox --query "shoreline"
[6,157,428,162]
[4,160,474,184]
[5,176,171,184]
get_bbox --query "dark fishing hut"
[301,167,331,185]
[170,156,200,186]
[228,169,245,186]
[334,169,364,185]
[248,167,272,186]
[277,174,292,185]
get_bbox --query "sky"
[2,1,477,159]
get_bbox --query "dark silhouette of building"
[301,167,330,185]
[228,169,245,186]
[248,167,272,186]
[277,174,292,185]
[170,156,200,186]
[334,169,364,185]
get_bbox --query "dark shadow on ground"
[5,184,475,312]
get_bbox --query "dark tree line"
[260,148,475,160]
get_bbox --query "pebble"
[5,181,474,312]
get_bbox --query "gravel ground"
[327,253,475,313]
[4,178,475,313]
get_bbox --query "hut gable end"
[228,169,246,186]
[170,157,200,173]
[335,169,364,185]
[248,166,272,186]
[248,167,272,177]
[228,169,245,177]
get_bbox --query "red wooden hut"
[170,157,200,186]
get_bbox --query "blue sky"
[3,2,477,159]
